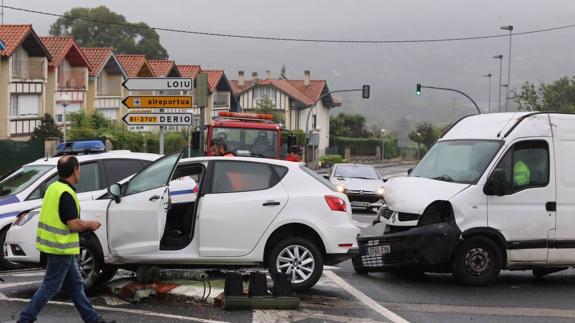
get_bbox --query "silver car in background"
[325,164,385,212]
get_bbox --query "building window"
[56,114,63,123]
[312,115,317,130]
[252,86,276,106]
[10,95,40,118]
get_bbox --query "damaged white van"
[354,112,575,285]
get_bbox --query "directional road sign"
[122,77,193,91]
[122,96,193,109]
[122,113,194,126]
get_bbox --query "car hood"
[384,177,470,214]
[331,178,383,192]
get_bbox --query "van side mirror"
[483,168,506,196]
[323,174,330,180]
[108,183,122,203]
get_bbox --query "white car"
[326,164,385,211]
[7,153,360,291]
[0,149,161,269]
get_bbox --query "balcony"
[97,78,123,96]
[13,60,45,80]
[10,117,41,137]
[58,71,86,89]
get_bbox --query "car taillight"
[325,195,347,212]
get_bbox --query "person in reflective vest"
[513,160,530,187]
[19,156,114,323]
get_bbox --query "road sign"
[122,77,193,91]
[122,96,193,109]
[122,113,194,126]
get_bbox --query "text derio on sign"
[159,115,192,123]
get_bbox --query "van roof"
[442,112,553,141]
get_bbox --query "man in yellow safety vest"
[18,156,114,323]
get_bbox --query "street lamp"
[500,25,513,112]
[416,132,421,160]
[493,55,503,112]
[311,128,321,170]
[60,93,71,143]
[380,129,386,162]
[483,73,492,113]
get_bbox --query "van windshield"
[411,140,503,184]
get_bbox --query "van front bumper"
[354,222,461,271]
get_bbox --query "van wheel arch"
[263,223,326,266]
[460,228,508,267]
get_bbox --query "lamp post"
[416,132,421,160]
[493,55,503,112]
[60,93,71,143]
[380,129,386,162]
[501,25,513,112]
[483,73,492,113]
[311,128,320,170]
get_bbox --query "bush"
[333,136,400,159]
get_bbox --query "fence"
[0,138,45,176]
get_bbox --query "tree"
[513,77,575,113]
[280,65,287,80]
[409,122,439,150]
[50,6,168,59]
[330,113,367,137]
[251,96,285,124]
[33,113,63,139]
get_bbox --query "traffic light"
[416,83,422,96]
[362,85,370,99]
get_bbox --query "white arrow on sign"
[122,113,194,126]
[122,77,194,91]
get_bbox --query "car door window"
[211,161,279,194]
[126,152,181,196]
[104,159,147,185]
[494,140,549,194]
[76,162,101,193]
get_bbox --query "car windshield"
[212,127,278,158]
[0,165,53,197]
[411,140,503,184]
[334,165,380,180]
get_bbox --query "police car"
[0,141,161,269]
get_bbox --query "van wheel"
[452,236,502,286]
[78,236,104,289]
[0,225,27,270]
[267,237,323,292]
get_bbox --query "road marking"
[0,295,228,322]
[385,302,575,319]
[0,281,41,289]
[3,271,45,277]
[323,270,409,323]
[323,266,341,270]
[253,309,384,323]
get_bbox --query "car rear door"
[197,160,289,257]
[107,152,182,258]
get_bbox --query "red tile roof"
[177,65,202,79]
[230,78,335,107]
[148,60,179,77]
[116,54,155,77]
[40,36,91,69]
[0,24,51,59]
[81,47,114,77]
[203,69,226,93]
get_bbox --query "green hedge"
[334,136,400,159]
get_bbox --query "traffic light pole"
[419,85,481,114]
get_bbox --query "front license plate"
[368,245,391,256]
[351,201,370,207]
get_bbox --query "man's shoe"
[97,320,116,323]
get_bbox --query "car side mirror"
[323,175,330,180]
[407,168,413,176]
[483,168,506,196]
[108,183,122,203]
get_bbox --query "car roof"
[25,151,162,166]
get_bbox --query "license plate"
[351,201,370,207]
[368,245,391,256]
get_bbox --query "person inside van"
[513,159,531,187]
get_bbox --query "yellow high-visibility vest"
[35,181,80,255]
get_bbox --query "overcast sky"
[6,0,575,130]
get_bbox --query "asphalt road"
[4,163,575,322]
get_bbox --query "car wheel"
[78,236,104,289]
[267,237,323,292]
[0,225,27,270]
[351,255,368,274]
[452,236,502,286]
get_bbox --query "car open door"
[107,152,182,258]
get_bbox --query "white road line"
[323,270,409,323]
[0,295,228,323]
[323,266,341,270]
[0,281,41,289]
[3,272,45,277]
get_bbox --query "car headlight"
[14,210,39,226]
[335,184,347,193]
[376,187,385,196]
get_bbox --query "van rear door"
[547,114,575,264]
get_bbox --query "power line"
[3,4,575,44]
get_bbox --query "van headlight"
[14,210,39,226]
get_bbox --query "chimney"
[265,70,271,80]
[252,72,259,81]
[238,70,245,87]
[304,70,311,86]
